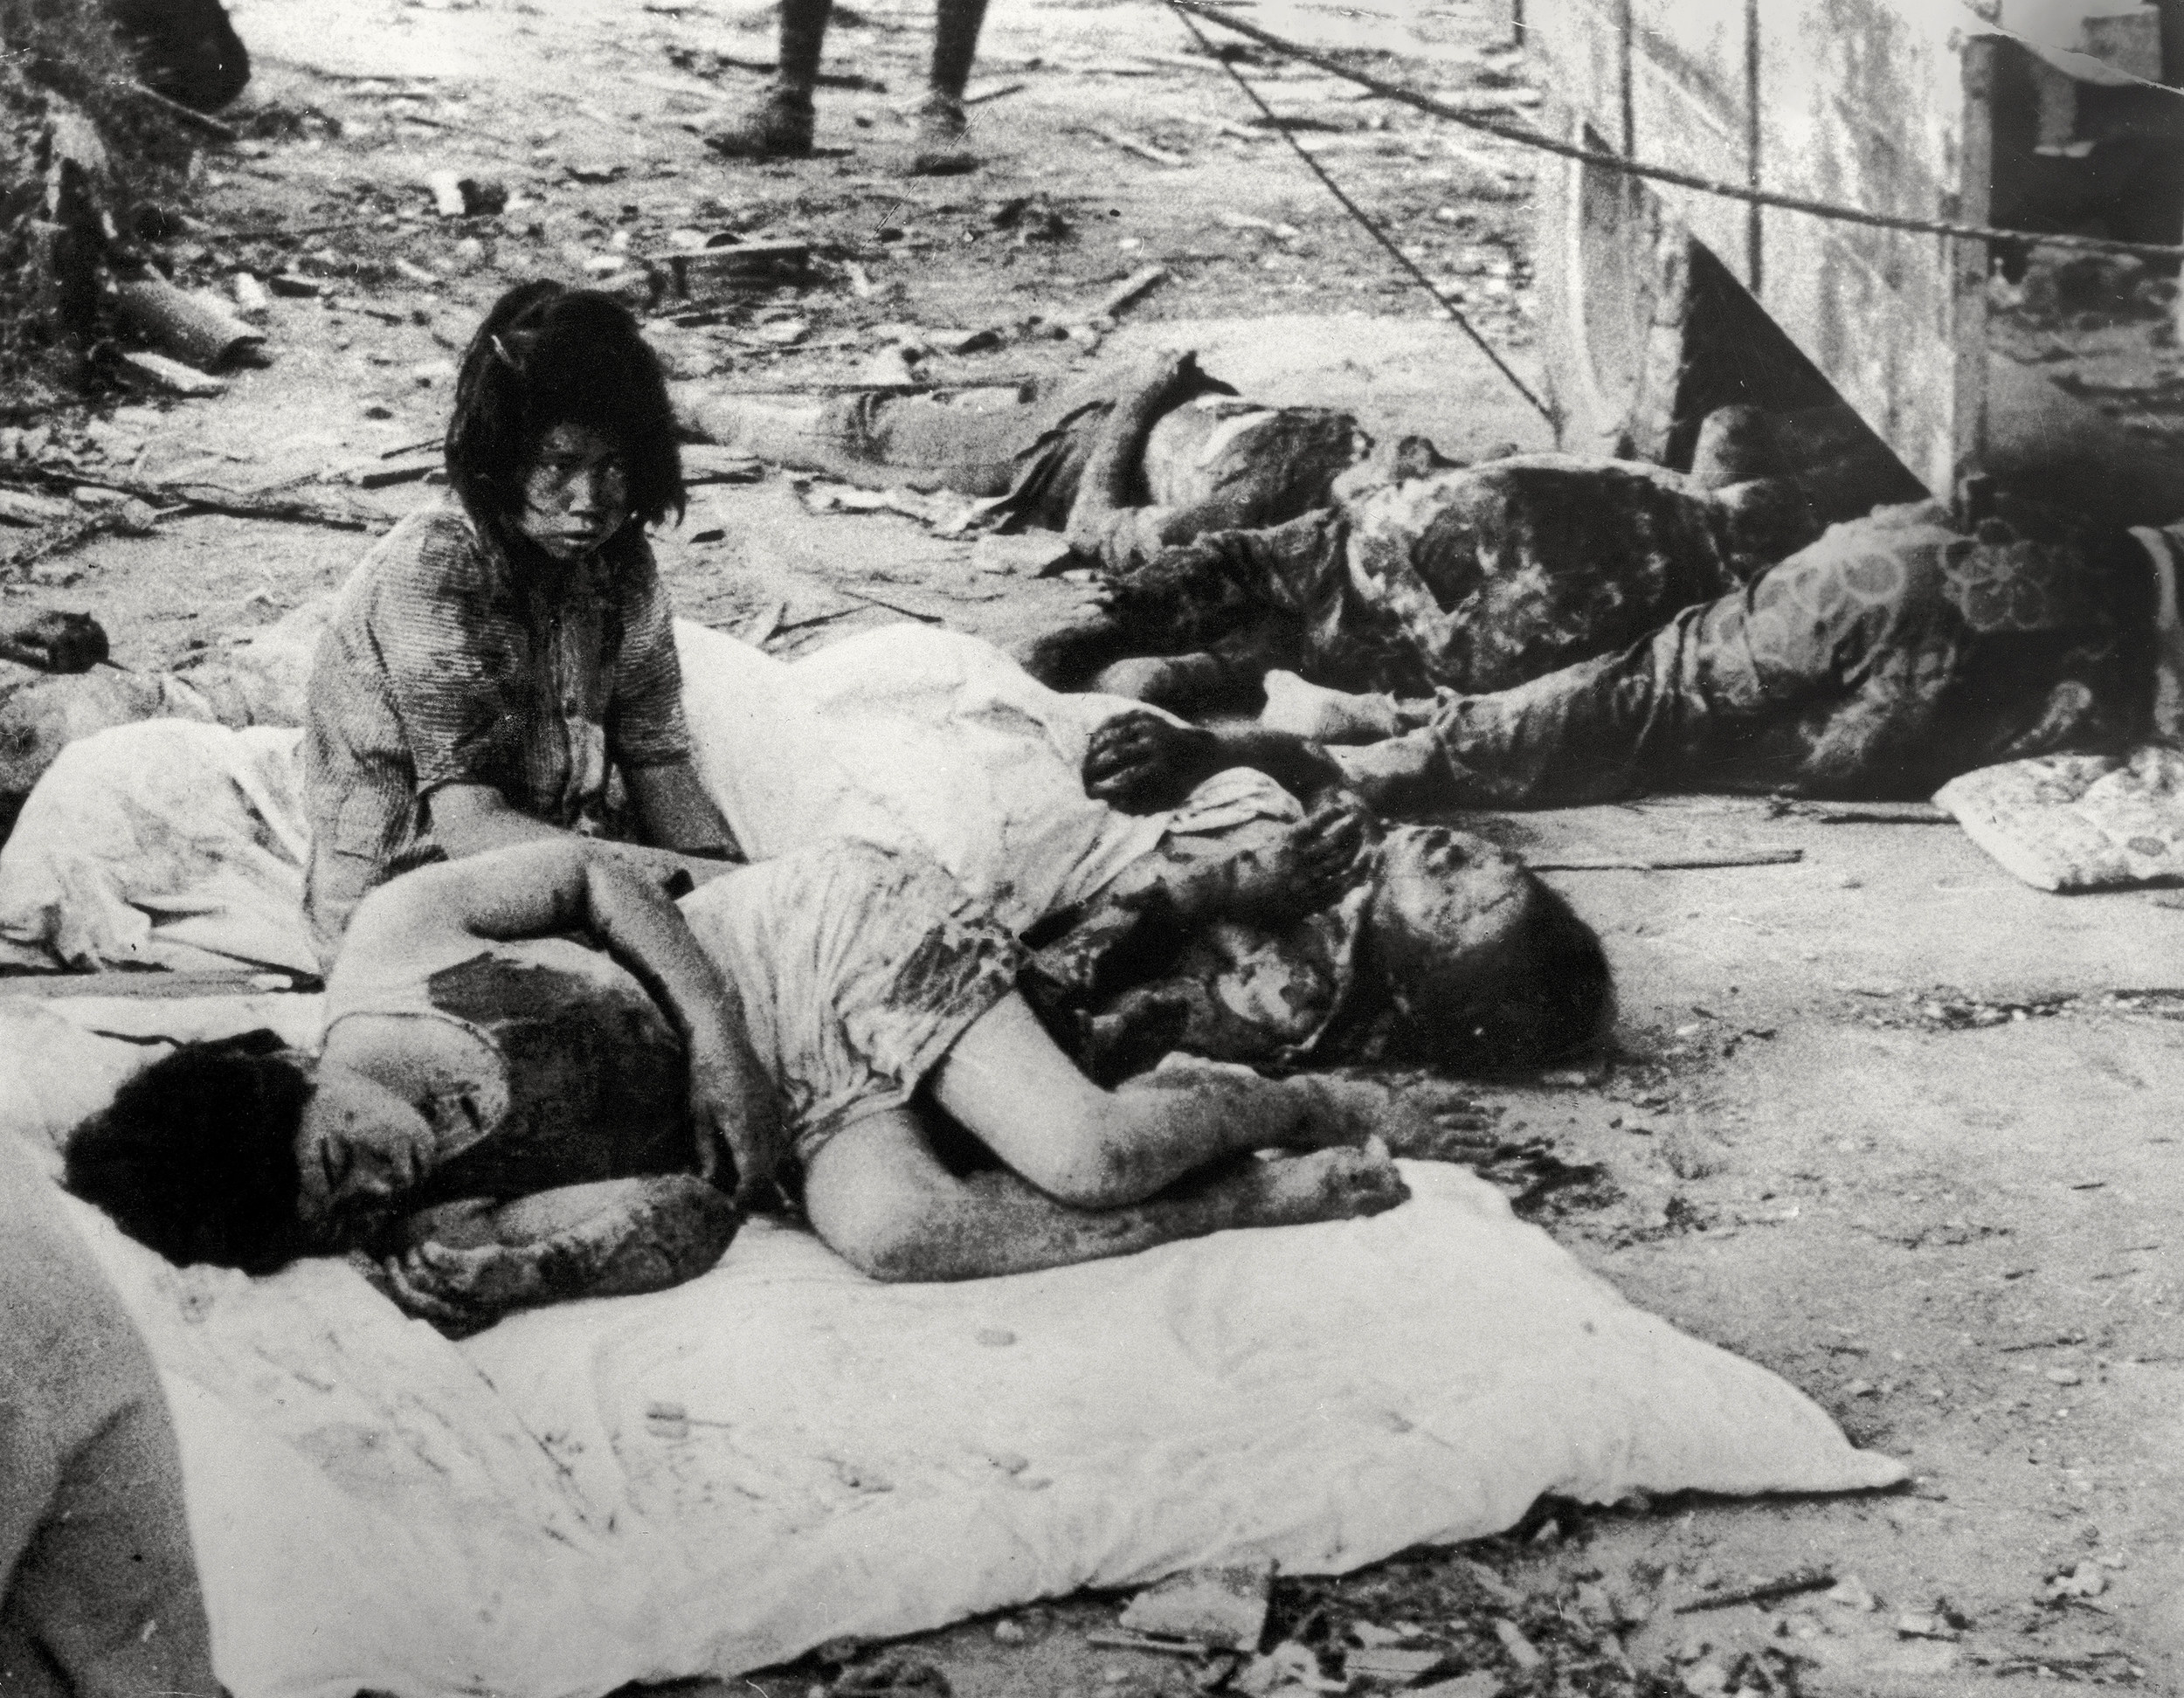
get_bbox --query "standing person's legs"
[708,0,832,160]
[903,0,992,175]
[1,1139,218,1698]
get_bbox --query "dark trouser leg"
[778,0,833,92]
[1413,514,2142,808]
[710,0,829,156]
[930,0,991,97]
[1,1140,218,1698]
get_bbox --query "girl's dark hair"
[1369,871,1615,1075]
[65,1031,314,1274]
[1469,875,1615,1070]
[446,280,685,552]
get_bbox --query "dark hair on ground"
[1376,873,1615,1075]
[1477,874,1615,1069]
[445,280,685,551]
[65,1030,314,1274]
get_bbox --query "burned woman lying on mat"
[63,836,1573,1332]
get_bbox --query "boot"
[708,85,815,161]
[902,91,978,176]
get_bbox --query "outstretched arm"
[430,783,736,887]
[362,1176,739,1336]
[1082,709,1348,811]
[346,841,784,1201]
[802,1108,1405,1282]
[1064,351,1227,569]
[1082,708,1455,818]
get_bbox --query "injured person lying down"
[1018,359,1923,714]
[677,350,1904,610]
[61,834,1510,1333]
[680,348,1913,709]
[1077,492,2181,814]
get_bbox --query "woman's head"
[66,1031,314,1274]
[1362,825,1613,1073]
[446,280,684,557]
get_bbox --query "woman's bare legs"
[803,1101,1406,1282]
[927,993,1391,1205]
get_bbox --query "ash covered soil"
[7,0,2184,1691]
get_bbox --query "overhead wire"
[1166,0,2184,266]
[1162,0,1553,422]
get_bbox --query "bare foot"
[1260,670,1401,743]
[1083,709,1221,812]
[1091,656,1195,705]
[1247,1144,1410,1225]
[1286,1072,1494,1156]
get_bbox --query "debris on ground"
[1118,1558,1274,1650]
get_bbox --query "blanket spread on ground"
[1935,744,2184,891]
[3,1000,1904,1698]
[0,622,1284,970]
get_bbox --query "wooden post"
[1946,34,1997,507]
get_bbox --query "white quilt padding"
[1935,744,2184,892]
[0,621,1277,969]
[0,718,315,973]
[675,620,1289,932]
[4,1012,1902,1698]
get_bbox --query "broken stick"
[833,584,944,624]
[115,79,239,142]
[1673,1570,1835,1615]
[1084,125,1185,167]
[1528,849,1803,873]
[1095,265,1171,320]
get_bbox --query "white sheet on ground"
[1,1002,1902,1698]
[0,719,314,973]
[0,621,1283,968]
[675,620,1282,931]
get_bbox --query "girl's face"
[516,421,631,561]
[294,1061,439,1249]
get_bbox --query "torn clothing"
[1021,771,1370,1078]
[1334,503,2155,809]
[323,933,697,1215]
[302,503,693,955]
[0,1135,218,1698]
[677,842,1022,1167]
[1073,454,1751,701]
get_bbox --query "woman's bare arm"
[363,1176,738,1335]
[626,759,744,859]
[347,841,785,1198]
[429,782,734,884]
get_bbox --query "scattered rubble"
[1119,1560,1274,1651]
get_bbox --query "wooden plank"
[1750,0,1986,494]
[1534,0,1996,494]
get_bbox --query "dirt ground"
[8,0,2184,1691]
